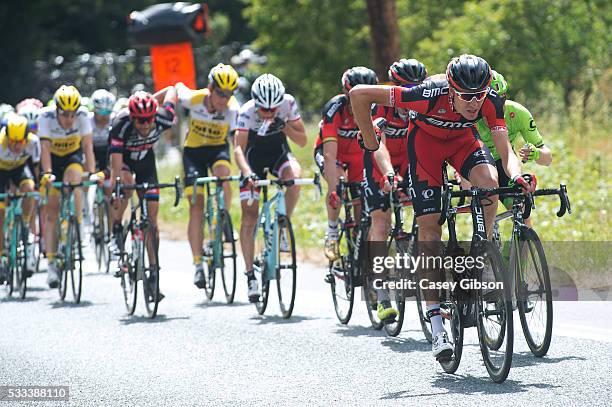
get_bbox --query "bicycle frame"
[256,184,286,281]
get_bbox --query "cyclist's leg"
[275,153,301,219]
[452,134,498,238]
[184,147,208,268]
[239,186,260,272]
[18,166,36,225]
[211,143,232,206]
[63,155,85,223]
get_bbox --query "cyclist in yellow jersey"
[38,85,98,288]
[175,63,240,289]
[0,115,40,281]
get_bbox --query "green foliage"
[244,0,371,114]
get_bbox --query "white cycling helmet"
[17,104,40,129]
[251,73,285,109]
[91,89,116,115]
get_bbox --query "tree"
[365,0,400,80]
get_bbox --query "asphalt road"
[1,239,611,406]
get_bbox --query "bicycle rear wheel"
[120,227,137,315]
[383,238,412,337]
[220,210,237,304]
[476,242,513,383]
[276,217,297,319]
[517,228,553,357]
[142,225,160,318]
[253,219,270,315]
[69,218,84,303]
[329,225,354,324]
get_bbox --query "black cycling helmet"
[446,54,492,92]
[388,58,427,85]
[341,66,378,91]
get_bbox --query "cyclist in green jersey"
[466,70,553,227]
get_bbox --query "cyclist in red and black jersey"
[365,59,427,323]
[350,54,536,359]
[313,67,378,261]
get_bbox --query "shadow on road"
[195,300,251,308]
[380,336,431,354]
[332,325,386,338]
[24,286,48,292]
[51,300,101,308]
[381,373,561,399]
[250,315,325,325]
[1,295,40,303]
[119,315,191,325]
[510,351,586,368]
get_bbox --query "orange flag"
[150,42,197,91]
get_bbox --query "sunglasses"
[213,88,233,98]
[258,107,278,114]
[134,116,155,124]
[58,110,77,118]
[453,88,489,102]
[95,109,113,116]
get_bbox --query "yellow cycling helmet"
[54,85,81,111]
[208,63,239,92]
[5,114,28,142]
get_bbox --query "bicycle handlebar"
[114,176,182,207]
[190,171,241,204]
[247,173,321,206]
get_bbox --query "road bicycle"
[91,183,111,273]
[0,191,39,299]
[250,172,320,319]
[192,173,240,303]
[114,176,180,318]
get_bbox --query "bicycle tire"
[416,282,433,343]
[254,219,270,315]
[35,204,45,273]
[142,225,160,318]
[517,227,553,357]
[276,217,297,319]
[220,210,237,304]
[70,218,83,303]
[476,242,513,383]
[439,300,464,373]
[383,238,412,337]
[58,219,70,301]
[330,225,355,325]
[120,226,138,315]
[15,220,28,299]
[203,205,216,300]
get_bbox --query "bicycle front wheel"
[142,225,160,319]
[517,227,553,357]
[15,220,28,299]
[383,238,411,337]
[253,219,270,315]
[69,219,84,303]
[220,210,237,304]
[439,300,464,373]
[329,225,355,324]
[476,242,513,383]
[202,208,216,300]
[120,227,137,315]
[276,217,297,319]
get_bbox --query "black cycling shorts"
[183,144,231,195]
[122,150,159,201]
[0,164,34,195]
[51,150,84,182]
[94,145,109,172]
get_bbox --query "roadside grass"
[157,112,611,267]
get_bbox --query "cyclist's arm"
[40,140,52,174]
[153,86,177,105]
[491,129,522,180]
[233,129,253,177]
[110,152,123,183]
[348,85,393,150]
[322,140,338,193]
[518,105,552,166]
[81,134,95,173]
[284,118,307,147]
[373,137,394,177]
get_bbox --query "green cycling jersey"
[477,99,544,161]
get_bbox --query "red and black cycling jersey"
[314,94,361,157]
[109,103,175,161]
[390,77,506,139]
[372,105,410,161]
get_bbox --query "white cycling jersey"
[236,94,300,137]
[88,111,113,148]
[38,106,92,157]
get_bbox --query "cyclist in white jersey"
[234,73,307,302]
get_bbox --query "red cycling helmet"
[128,91,158,120]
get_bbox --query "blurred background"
[0,0,609,242]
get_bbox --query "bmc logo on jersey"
[425,117,473,129]
[422,87,449,98]
[385,127,409,138]
[326,101,343,120]
[337,128,359,139]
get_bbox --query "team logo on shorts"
[422,189,434,200]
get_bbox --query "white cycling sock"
[427,304,444,336]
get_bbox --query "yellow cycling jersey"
[178,87,240,148]
[37,106,92,156]
[0,129,41,171]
